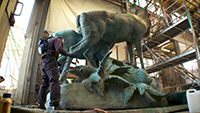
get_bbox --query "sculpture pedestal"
[59,83,168,110]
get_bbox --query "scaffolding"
[0,27,25,90]
[141,0,200,85]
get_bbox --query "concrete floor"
[11,104,189,113]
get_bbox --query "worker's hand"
[69,53,77,58]
[66,53,77,58]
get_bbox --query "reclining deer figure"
[70,2,151,69]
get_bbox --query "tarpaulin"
[44,0,121,33]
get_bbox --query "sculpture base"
[58,83,168,109]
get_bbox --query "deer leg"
[95,43,110,62]
[127,42,134,66]
[135,40,145,69]
[72,32,101,54]
[83,43,101,68]
[69,40,82,53]
[59,57,73,84]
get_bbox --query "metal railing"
[149,0,199,35]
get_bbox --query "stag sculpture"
[70,2,151,69]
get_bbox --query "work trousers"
[37,54,60,107]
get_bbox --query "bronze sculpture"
[70,3,151,69]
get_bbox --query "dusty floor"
[11,104,188,113]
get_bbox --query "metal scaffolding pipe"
[143,41,160,62]
[183,0,200,85]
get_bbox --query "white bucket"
[186,89,200,113]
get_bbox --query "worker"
[37,35,76,110]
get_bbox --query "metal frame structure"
[142,0,200,84]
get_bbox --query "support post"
[183,0,200,85]
[173,40,186,84]
[116,45,119,60]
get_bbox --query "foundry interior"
[0,0,200,112]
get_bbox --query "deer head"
[123,0,152,17]
[124,0,152,37]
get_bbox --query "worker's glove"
[57,61,61,66]
[66,53,77,58]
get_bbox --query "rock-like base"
[59,83,168,110]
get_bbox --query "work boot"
[38,103,46,110]
[55,106,65,110]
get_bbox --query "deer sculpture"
[69,0,152,69]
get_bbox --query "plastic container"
[46,106,55,110]
[0,93,12,113]
[186,89,200,113]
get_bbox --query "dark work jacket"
[44,37,68,60]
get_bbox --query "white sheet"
[44,0,121,33]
